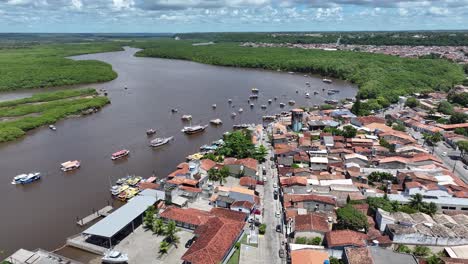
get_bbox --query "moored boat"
[150,136,173,147]
[324,99,338,105]
[251,88,259,93]
[49,125,56,131]
[262,115,276,121]
[238,108,243,113]
[250,103,254,108]
[323,78,332,84]
[181,115,192,121]
[210,118,223,125]
[228,99,232,104]
[181,125,207,135]
[305,93,310,98]
[261,105,267,109]
[11,172,41,185]
[268,99,272,104]
[102,251,128,263]
[171,108,178,113]
[111,149,130,160]
[61,160,80,172]
[279,103,285,108]
[212,104,217,109]
[146,129,156,136]
[289,100,296,105]
[249,94,258,99]
[231,112,237,118]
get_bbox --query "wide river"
[0,47,356,255]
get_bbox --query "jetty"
[76,205,113,226]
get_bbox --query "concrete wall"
[229,192,255,204]
[375,209,395,232]
[231,206,251,214]
[389,233,468,246]
[302,201,334,212]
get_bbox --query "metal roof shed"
[83,196,156,243]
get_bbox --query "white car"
[263,176,267,182]
[442,152,447,156]
[275,211,281,218]
[273,183,278,189]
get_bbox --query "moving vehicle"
[11,172,41,185]
[111,149,130,160]
[275,211,281,218]
[61,160,80,172]
[150,136,173,147]
[102,250,128,263]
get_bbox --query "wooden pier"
[76,205,113,226]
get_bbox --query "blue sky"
[0,0,467,32]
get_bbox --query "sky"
[0,0,467,33]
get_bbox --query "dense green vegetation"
[216,130,267,161]
[367,194,438,216]
[0,42,122,91]
[0,88,109,142]
[336,204,369,232]
[135,40,464,113]
[176,31,468,46]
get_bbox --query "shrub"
[308,237,322,245]
[413,245,431,257]
[396,244,412,254]
[295,237,307,244]
[405,97,419,108]
[259,224,266,235]
[336,204,369,232]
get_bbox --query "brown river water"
[0,47,357,256]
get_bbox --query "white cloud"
[71,0,81,9]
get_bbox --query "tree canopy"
[336,204,369,232]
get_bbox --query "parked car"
[274,194,278,200]
[275,211,281,218]
[262,167,266,175]
[276,224,282,233]
[464,165,468,170]
[279,249,285,258]
[185,237,197,248]
[263,176,267,182]
[273,183,278,189]
[442,152,447,156]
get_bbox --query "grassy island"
[0,88,110,142]
[135,40,465,113]
[0,42,122,92]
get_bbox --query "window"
[461,208,468,211]
[441,206,449,209]
[449,207,456,210]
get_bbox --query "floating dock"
[76,205,113,226]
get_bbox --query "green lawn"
[226,248,240,264]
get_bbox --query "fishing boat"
[329,89,340,93]
[171,108,178,113]
[268,99,272,104]
[210,118,223,125]
[61,160,80,172]
[181,125,207,135]
[238,108,243,113]
[251,88,259,93]
[314,91,319,95]
[250,103,254,108]
[49,125,56,131]
[262,115,276,121]
[279,103,285,108]
[126,176,142,186]
[102,250,129,264]
[327,91,336,95]
[126,187,139,200]
[228,99,232,104]
[146,129,156,136]
[212,104,217,109]
[231,112,237,118]
[261,105,267,109]
[11,172,41,185]
[324,99,338,105]
[150,136,173,147]
[305,93,310,98]
[249,94,258,99]
[110,184,129,196]
[181,115,192,121]
[233,124,250,129]
[111,149,130,160]
[322,78,332,84]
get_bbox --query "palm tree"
[159,241,170,254]
[425,202,438,216]
[207,168,219,183]
[218,166,230,186]
[164,221,181,246]
[143,206,156,229]
[409,193,424,211]
[152,218,165,235]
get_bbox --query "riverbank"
[134,40,465,114]
[0,88,110,142]
[0,42,122,92]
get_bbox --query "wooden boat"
[111,149,130,160]
[61,160,80,172]
[322,78,332,84]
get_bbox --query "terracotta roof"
[200,159,217,171]
[405,181,422,189]
[325,230,367,248]
[168,163,190,178]
[231,200,254,210]
[358,116,386,125]
[239,176,257,187]
[210,207,247,222]
[280,176,308,187]
[291,249,329,264]
[345,247,373,264]
[166,177,199,187]
[236,158,258,171]
[410,153,443,164]
[160,207,212,227]
[230,186,255,196]
[351,203,369,215]
[284,194,336,207]
[181,217,244,264]
[180,186,202,193]
[138,182,160,190]
[379,156,408,164]
[223,158,238,165]
[436,123,468,130]
[295,213,330,233]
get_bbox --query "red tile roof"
[138,182,160,190]
[358,116,386,125]
[291,249,329,264]
[180,186,202,193]
[210,207,247,222]
[283,194,337,207]
[166,177,199,187]
[295,213,330,233]
[231,200,254,210]
[351,203,369,215]
[236,158,258,171]
[160,207,212,227]
[181,217,244,264]
[200,159,217,171]
[405,181,422,189]
[168,163,190,178]
[239,176,257,187]
[223,158,238,165]
[325,230,367,248]
[280,176,308,187]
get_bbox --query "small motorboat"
[251,88,259,93]
[261,105,267,109]
[250,103,254,108]
[231,112,237,118]
[181,115,192,121]
[111,149,130,160]
[296,90,299,93]
[249,94,258,99]
[11,172,41,185]
[268,99,272,104]
[150,136,173,147]
[306,82,310,85]
[274,97,278,101]
[181,125,207,135]
[61,160,80,172]
[210,119,223,125]
[314,91,319,95]
[102,250,128,263]
[327,91,336,95]
[262,115,276,121]
[146,129,156,136]
[49,125,56,131]
[279,103,285,108]
[324,99,338,105]
[171,108,178,113]
[323,78,332,84]
[329,89,340,93]
[228,99,232,104]
[212,104,217,109]
[288,71,294,74]
[238,108,243,113]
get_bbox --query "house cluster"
[270,105,468,263]
[241,42,468,63]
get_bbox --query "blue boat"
[12,172,41,185]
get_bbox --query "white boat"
[261,105,267,109]
[61,160,80,172]
[305,93,310,98]
[231,112,237,118]
[228,99,232,103]
[181,125,207,135]
[146,129,156,136]
[150,136,173,147]
[111,149,130,160]
[288,100,296,105]
[249,94,258,99]
[171,108,178,113]
[11,172,41,185]
[251,88,259,93]
[268,99,272,104]
[181,115,192,121]
[212,104,217,109]
[323,78,332,84]
[238,108,243,113]
[210,118,223,125]
[279,103,285,108]
[49,125,56,131]
[102,250,128,263]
